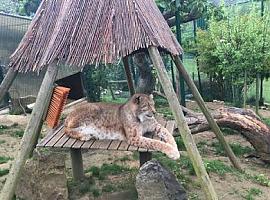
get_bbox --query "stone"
[136,160,187,200]
[16,151,68,200]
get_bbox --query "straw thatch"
[9,0,183,73]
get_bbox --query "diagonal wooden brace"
[172,55,242,171]
[0,68,18,103]
[0,61,59,200]
[148,46,218,200]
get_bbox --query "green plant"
[11,130,24,138]
[92,188,101,197]
[0,140,5,144]
[204,160,233,176]
[175,137,186,151]
[212,142,254,156]
[0,169,9,176]
[0,156,12,164]
[244,188,262,200]
[85,164,134,180]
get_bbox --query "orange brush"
[45,86,70,129]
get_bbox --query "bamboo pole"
[0,62,58,200]
[123,56,135,95]
[148,46,218,200]
[172,55,242,171]
[0,68,18,103]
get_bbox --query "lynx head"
[130,93,156,122]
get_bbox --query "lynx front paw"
[168,149,180,160]
[164,146,180,160]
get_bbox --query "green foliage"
[212,142,254,157]
[0,169,9,176]
[204,160,233,176]
[243,188,263,200]
[0,140,5,144]
[0,156,12,164]
[18,0,41,16]
[248,173,270,187]
[85,163,133,180]
[197,4,270,102]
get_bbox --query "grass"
[0,169,9,176]
[204,160,234,176]
[0,156,12,164]
[11,130,24,138]
[85,163,134,180]
[67,177,100,197]
[243,188,262,200]
[211,142,254,157]
[0,140,5,144]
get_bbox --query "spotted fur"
[64,93,179,160]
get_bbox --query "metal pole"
[175,0,186,106]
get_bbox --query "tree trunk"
[256,73,260,115]
[174,105,270,163]
[133,52,155,94]
[243,70,247,109]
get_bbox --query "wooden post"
[123,56,135,95]
[70,149,84,181]
[139,152,152,167]
[148,46,218,200]
[0,68,18,103]
[0,62,58,200]
[172,55,242,171]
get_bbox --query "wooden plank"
[54,134,70,147]
[166,120,175,135]
[128,145,139,151]
[72,140,85,149]
[46,129,65,147]
[98,140,112,150]
[63,138,77,148]
[37,125,63,147]
[118,141,130,151]
[81,139,95,149]
[108,140,122,150]
[138,147,148,152]
[90,140,109,149]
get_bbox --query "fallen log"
[175,106,270,162]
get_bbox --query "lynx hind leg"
[64,127,93,141]
[128,136,180,160]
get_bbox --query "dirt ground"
[1,101,270,200]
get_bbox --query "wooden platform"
[37,118,176,152]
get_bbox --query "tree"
[196,4,270,105]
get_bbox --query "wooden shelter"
[0,0,242,199]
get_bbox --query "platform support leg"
[0,62,58,200]
[139,152,152,167]
[70,149,84,181]
[148,46,218,200]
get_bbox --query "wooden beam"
[172,55,242,171]
[0,68,18,103]
[139,152,152,167]
[0,62,58,200]
[70,149,84,181]
[148,46,218,200]
[123,56,135,95]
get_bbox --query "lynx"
[64,93,180,160]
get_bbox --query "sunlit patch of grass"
[204,160,234,176]
[0,156,12,164]
[243,188,262,200]
[85,163,135,180]
[0,169,9,176]
[211,142,254,157]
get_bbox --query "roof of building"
[9,0,183,73]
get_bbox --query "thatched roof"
[9,0,183,73]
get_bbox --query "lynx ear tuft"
[149,94,154,99]
[133,95,141,105]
